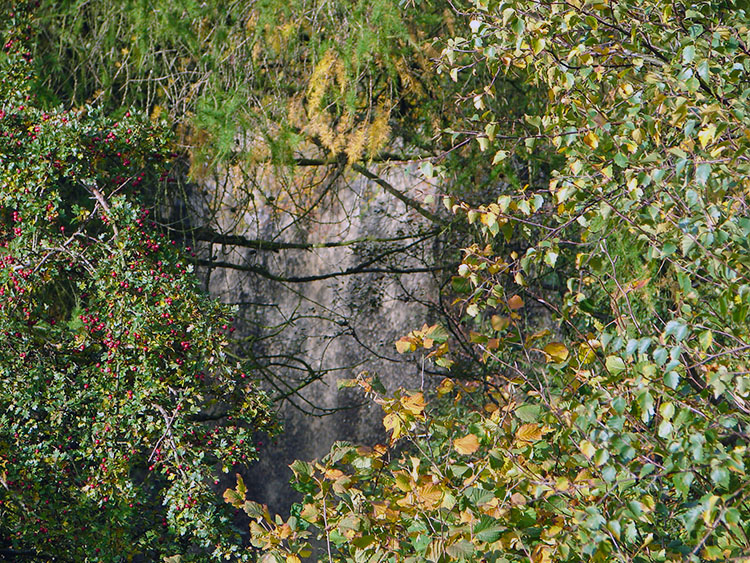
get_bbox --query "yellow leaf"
[460,509,478,524]
[223,487,244,508]
[698,124,717,149]
[401,392,426,416]
[525,328,551,346]
[583,131,599,149]
[543,342,569,363]
[619,83,634,97]
[324,468,345,480]
[626,277,650,292]
[484,402,499,413]
[394,471,412,492]
[515,423,542,445]
[703,495,720,525]
[427,341,450,361]
[395,337,414,354]
[481,211,498,227]
[416,484,444,509]
[277,523,292,539]
[286,556,301,563]
[437,378,454,396]
[453,434,480,455]
[710,144,726,158]
[396,492,416,508]
[491,315,510,331]
[508,295,524,310]
[580,440,596,459]
[300,503,319,521]
[532,544,553,563]
[372,500,389,519]
[383,412,403,443]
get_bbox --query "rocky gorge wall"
[190,163,446,513]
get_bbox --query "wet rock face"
[195,164,444,514]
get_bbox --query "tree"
[0,4,275,560]
[231,0,750,561]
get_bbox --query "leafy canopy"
[232,0,750,562]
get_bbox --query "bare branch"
[187,228,441,252]
[196,259,455,283]
[351,164,447,226]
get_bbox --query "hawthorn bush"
[0,4,274,561]
[229,0,750,561]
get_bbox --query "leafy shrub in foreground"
[0,4,274,560]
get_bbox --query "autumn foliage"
[231,0,750,561]
[4,0,750,561]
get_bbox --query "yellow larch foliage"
[345,124,368,165]
[307,50,338,110]
[367,104,391,157]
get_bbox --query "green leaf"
[682,45,695,63]
[452,276,471,294]
[594,448,610,466]
[601,465,616,482]
[639,463,656,478]
[66,306,85,332]
[695,162,711,185]
[637,390,655,423]
[474,517,505,542]
[664,371,680,389]
[514,403,541,422]
[492,150,509,165]
[657,419,672,438]
[606,519,621,540]
[351,535,376,549]
[605,355,626,375]
[544,249,559,267]
[290,460,313,481]
[697,59,710,81]
[242,500,265,519]
[653,347,668,366]
[725,507,742,525]
[710,465,730,488]
[664,320,689,342]
[612,397,626,415]
[673,471,694,498]
[447,540,475,558]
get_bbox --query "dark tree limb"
[195,259,456,283]
[187,228,441,252]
